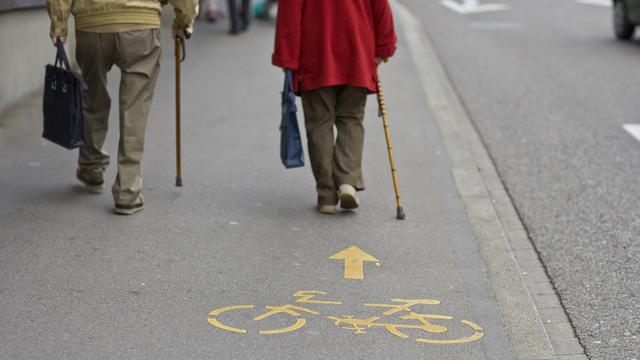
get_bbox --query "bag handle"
[282,70,297,114]
[284,69,294,95]
[51,38,89,91]
[54,38,72,70]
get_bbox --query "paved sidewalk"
[0,9,572,359]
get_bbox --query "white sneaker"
[338,184,359,210]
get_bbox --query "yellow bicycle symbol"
[207,291,484,345]
[328,299,484,345]
[207,291,339,335]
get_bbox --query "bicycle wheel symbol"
[328,312,484,344]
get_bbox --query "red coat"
[272,0,397,94]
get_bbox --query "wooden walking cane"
[175,37,186,187]
[376,69,406,220]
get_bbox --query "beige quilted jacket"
[46,0,198,37]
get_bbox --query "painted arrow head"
[329,246,379,280]
[329,246,379,262]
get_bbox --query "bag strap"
[54,39,72,70]
[284,69,294,94]
[52,38,89,91]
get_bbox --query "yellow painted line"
[415,330,484,344]
[259,318,307,335]
[415,320,484,344]
[327,315,381,334]
[207,318,248,334]
[365,299,441,315]
[208,305,254,316]
[207,305,254,334]
[293,290,343,305]
[329,246,379,280]
[253,304,320,321]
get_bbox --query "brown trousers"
[75,29,161,206]
[301,86,368,206]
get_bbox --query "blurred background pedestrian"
[254,0,276,20]
[199,0,225,23]
[227,0,251,34]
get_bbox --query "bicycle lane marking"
[205,259,486,345]
[206,290,485,344]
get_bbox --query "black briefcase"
[42,39,88,149]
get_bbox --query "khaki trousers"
[75,29,161,206]
[301,86,368,206]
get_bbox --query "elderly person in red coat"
[272,0,397,214]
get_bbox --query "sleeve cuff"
[375,45,396,59]
[272,54,299,70]
[50,22,68,38]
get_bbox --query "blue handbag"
[280,70,305,168]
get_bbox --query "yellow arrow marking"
[329,246,379,280]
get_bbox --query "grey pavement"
[2,7,565,360]
[400,0,640,358]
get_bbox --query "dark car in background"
[614,0,640,39]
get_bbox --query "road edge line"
[394,2,585,358]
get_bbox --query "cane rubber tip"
[396,206,406,220]
[175,177,183,187]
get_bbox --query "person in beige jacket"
[46,0,198,215]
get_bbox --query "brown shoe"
[76,167,104,192]
[114,196,144,215]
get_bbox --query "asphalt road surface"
[401,0,640,358]
[0,10,555,360]
[2,0,637,358]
